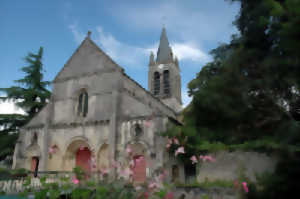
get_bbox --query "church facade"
[12,28,184,182]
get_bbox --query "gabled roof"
[54,34,124,83]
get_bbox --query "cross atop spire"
[156,27,173,64]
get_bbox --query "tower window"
[163,70,170,95]
[153,72,160,95]
[77,91,88,117]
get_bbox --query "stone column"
[108,73,122,180]
[40,99,54,171]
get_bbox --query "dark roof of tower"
[156,27,173,64]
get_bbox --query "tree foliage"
[164,0,300,197]
[0,47,50,161]
[178,0,300,153]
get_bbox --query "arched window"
[163,70,170,95]
[77,91,88,117]
[153,72,160,96]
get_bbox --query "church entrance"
[132,155,146,183]
[76,147,91,173]
[31,157,39,177]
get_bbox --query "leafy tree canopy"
[0,47,50,161]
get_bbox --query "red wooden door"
[133,155,146,182]
[76,147,91,173]
[31,157,38,172]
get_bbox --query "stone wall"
[197,151,278,183]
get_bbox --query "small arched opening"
[77,90,88,117]
[163,70,170,95]
[153,72,160,96]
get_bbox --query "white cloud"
[0,100,26,115]
[172,43,211,62]
[182,89,192,108]
[68,23,85,44]
[109,1,239,45]
[94,26,147,67]
[147,42,211,63]
[69,24,210,68]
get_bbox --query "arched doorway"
[31,157,39,177]
[63,139,92,172]
[76,147,91,173]
[132,155,146,183]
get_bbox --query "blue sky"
[0,0,240,112]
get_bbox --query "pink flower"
[148,181,158,189]
[126,146,132,154]
[190,155,198,164]
[111,160,119,168]
[164,192,174,199]
[242,182,248,193]
[79,145,85,150]
[72,176,79,184]
[173,138,179,145]
[175,146,185,156]
[119,168,133,179]
[144,120,152,127]
[199,155,215,162]
[167,138,173,145]
[48,147,55,154]
[166,143,171,149]
[48,145,57,154]
[100,168,108,175]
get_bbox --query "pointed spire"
[156,27,173,64]
[149,51,155,66]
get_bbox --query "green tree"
[180,0,300,152]
[168,0,300,197]
[0,47,51,162]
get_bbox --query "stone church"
[12,28,184,182]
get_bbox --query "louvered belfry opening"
[163,70,170,95]
[153,72,160,96]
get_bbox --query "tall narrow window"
[163,70,170,95]
[77,91,88,117]
[153,72,160,96]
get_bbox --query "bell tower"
[148,27,182,113]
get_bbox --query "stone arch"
[62,136,94,155]
[125,140,151,157]
[25,142,41,173]
[97,143,109,171]
[62,137,94,171]
[125,141,151,183]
